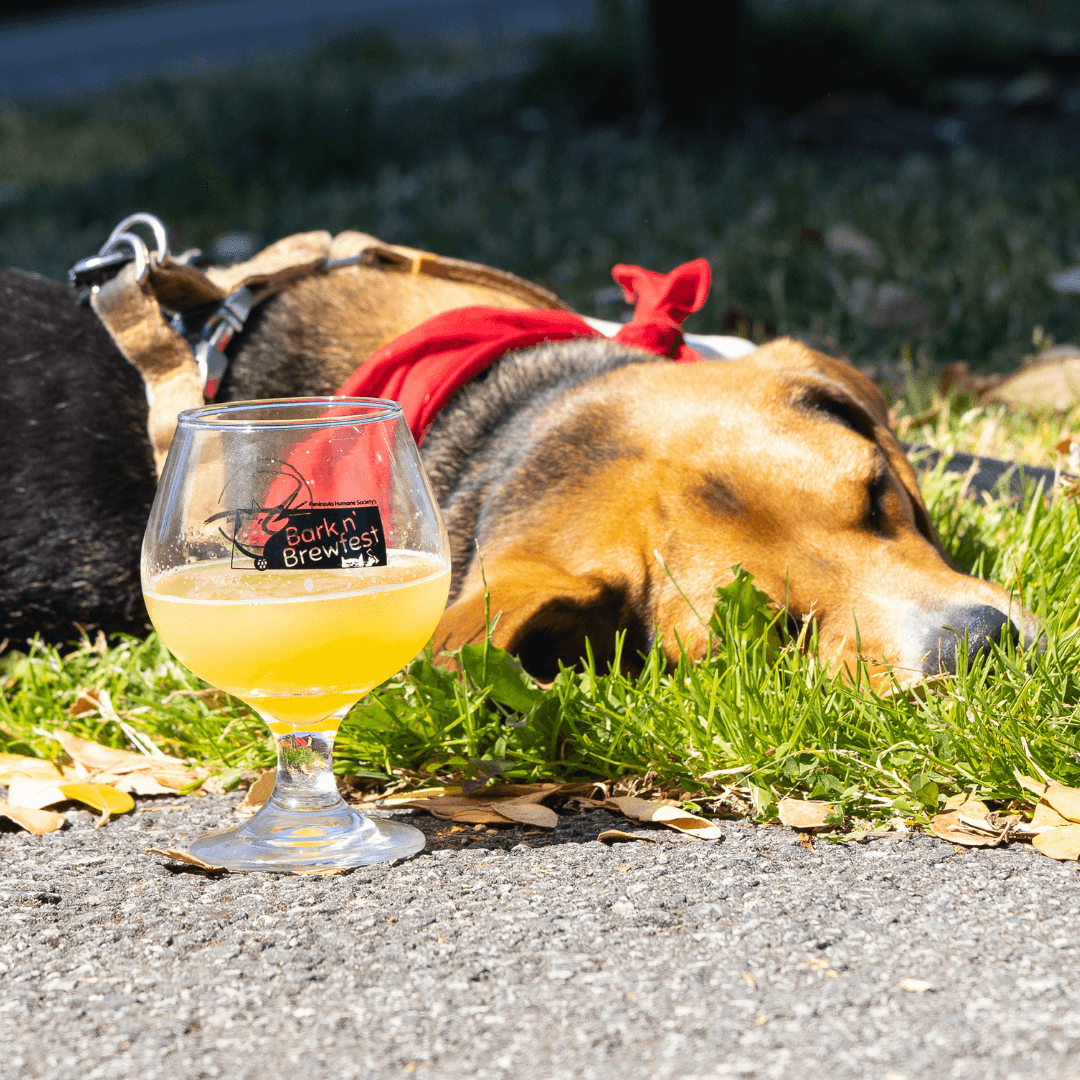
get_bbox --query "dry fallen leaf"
[778,797,834,830]
[59,783,135,827]
[41,729,203,793]
[374,785,463,803]
[564,796,607,812]
[929,810,1006,847]
[489,801,559,829]
[395,783,565,830]
[1033,825,1080,861]
[942,793,991,816]
[647,804,723,840]
[604,795,672,822]
[5,775,70,810]
[0,754,65,783]
[236,768,277,816]
[1032,799,1072,828]
[447,805,517,826]
[0,799,65,835]
[68,688,101,717]
[1039,786,1080,824]
[146,847,227,873]
[597,829,659,845]
[983,352,1080,413]
[602,796,721,840]
[1017,775,1080,823]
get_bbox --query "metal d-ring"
[102,212,169,266]
[103,230,150,284]
[68,211,168,292]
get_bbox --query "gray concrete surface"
[4,793,1080,1080]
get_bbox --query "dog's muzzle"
[918,604,1025,675]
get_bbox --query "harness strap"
[90,262,204,476]
[81,219,568,478]
[324,231,565,310]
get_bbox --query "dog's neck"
[421,337,653,599]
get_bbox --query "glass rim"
[175,397,404,431]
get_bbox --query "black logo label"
[256,506,386,570]
[206,461,388,571]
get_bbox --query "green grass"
[3,461,1079,826]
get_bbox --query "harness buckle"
[196,287,255,399]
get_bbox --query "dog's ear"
[434,556,643,681]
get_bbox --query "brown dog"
[0,264,1039,687]
[423,335,1040,687]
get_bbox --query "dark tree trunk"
[645,0,751,135]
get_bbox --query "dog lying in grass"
[0,264,1039,688]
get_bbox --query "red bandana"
[336,258,711,442]
[262,259,711,518]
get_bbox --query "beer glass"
[142,399,450,872]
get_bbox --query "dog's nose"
[921,605,1018,674]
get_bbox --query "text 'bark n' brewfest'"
[260,506,387,570]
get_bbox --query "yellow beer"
[144,552,450,732]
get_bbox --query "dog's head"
[433,337,1039,686]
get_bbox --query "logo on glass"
[208,462,388,570]
[261,506,386,569]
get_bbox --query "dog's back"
[0,268,156,642]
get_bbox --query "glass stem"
[270,729,343,812]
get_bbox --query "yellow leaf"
[1033,825,1080,861]
[236,768,277,816]
[0,799,65,835]
[58,783,135,826]
[778,797,834,829]
[0,754,64,784]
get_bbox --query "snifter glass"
[141,398,451,872]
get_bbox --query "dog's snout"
[921,605,1018,675]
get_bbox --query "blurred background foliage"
[4,0,1080,369]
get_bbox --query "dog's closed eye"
[865,460,891,536]
[790,383,879,444]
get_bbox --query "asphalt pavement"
[4,793,1080,1080]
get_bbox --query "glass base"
[188,800,426,873]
